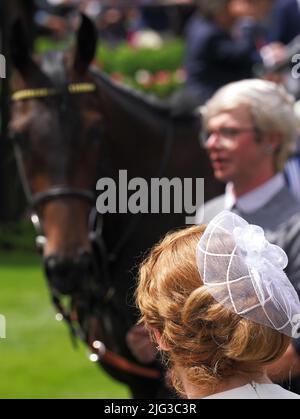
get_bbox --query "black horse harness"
[11,83,174,380]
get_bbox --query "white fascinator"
[196,211,300,337]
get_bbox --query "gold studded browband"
[11,83,96,102]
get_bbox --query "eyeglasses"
[201,127,259,148]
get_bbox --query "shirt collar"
[224,173,285,213]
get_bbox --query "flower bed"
[36,36,186,98]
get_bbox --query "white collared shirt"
[225,173,285,214]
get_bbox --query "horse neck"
[93,71,171,178]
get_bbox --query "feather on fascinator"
[196,211,300,337]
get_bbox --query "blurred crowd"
[29,0,196,45]
[183,0,300,105]
[14,0,299,99]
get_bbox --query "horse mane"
[37,50,171,115]
[90,66,172,117]
[40,51,68,89]
[32,50,196,123]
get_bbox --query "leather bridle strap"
[93,345,161,380]
[52,296,161,380]
[14,144,95,211]
[31,187,95,208]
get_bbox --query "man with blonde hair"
[196,78,300,392]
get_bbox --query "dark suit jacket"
[184,14,258,105]
[269,0,300,44]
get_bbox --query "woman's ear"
[153,328,170,351]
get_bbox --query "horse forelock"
[40,50,68,91]
[89,67,171,118]
[38,51,82,145]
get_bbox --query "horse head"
[9,15,103,295]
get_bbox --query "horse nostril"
[44,252,93,295]
[44,255,78,295]
[76,251,93,271]
[44,255,70,277]
[45,255,59,274]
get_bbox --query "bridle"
[10,81,174,381]
[11,83,98,249]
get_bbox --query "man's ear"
[264,133,282,154]
[271,133,282,152]
[153,329,170,351]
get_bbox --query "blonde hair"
[202,79,298,171]
[136,225,290,397]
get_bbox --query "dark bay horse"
[9,15,223,398]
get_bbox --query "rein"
[11,81,173,381]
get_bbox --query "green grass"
[0,251,130,399]
[0,221,36,252]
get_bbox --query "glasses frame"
[200,126,261,148]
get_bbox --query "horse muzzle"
[44,251,93,295]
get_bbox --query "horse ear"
[74,14,97,74]
[10,19,33,75]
